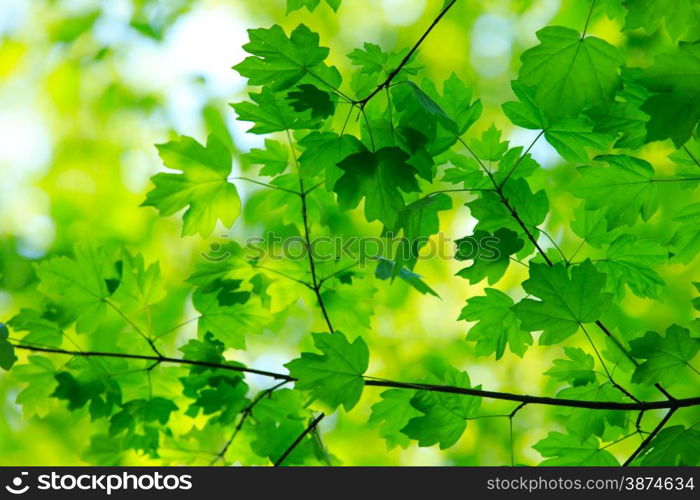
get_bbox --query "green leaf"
[492,146,540,183]
[286,0,321,13]
[369,389,421,450]
[285,331,369,411]
[556,383,627,439]
[53,371,121,420]
[111,250,165,313]
[348,42,389,75]
[434,73,483,136]
[586,67,651,149]
[439,151,489,187]
[334,146,420,228]
[234,24,329,91]
[517,26,623,121]
[629,324,700,386]
[183,374,248,424]
[571,154,658,229]
[12,356,58,417]
[231,87,319,134]
[287,84,335,119]
[470,125,509,161]
[624,0,699,41]
[110,398,178,436]
[243,139,288,177]
[287,0,341,13]
[570,205,613,248]
[545,347,597,387]
[455,228,524,285]
[0,323,16,371]
[297,131,364,187]
[544,116,613,163]
[393,193,452,271]
[8,308,63,347]
[320,278,376,333]
[375,258,440,298]
[401,367,481,449]
[514,260,613,345]
[459,288,532,359]
[668,202,700,264]
[533,432,619,465]
[503,81,548,129]
[503,82,614,162]
[193,290,267,350]
[597,234,666,299]
[348,43,419,98]
[401,81,457,133]
[468,178,549,254]
[179,335,227,366]
[638,425,700,466]
[143,135,240,237]
[640,42,700,147]
[394,126,435,180]
[602,332,637,373]
[36,240,118,334]
[325,0,341,11]
[251,417,318,465]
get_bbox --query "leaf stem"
[228,176,301,196]
[498,130,544,190]
[287,130,335,333]
[581,0,598,39]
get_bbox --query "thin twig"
[274,413,325,466]
[356,0,459,107]
[210,380,289,465]
[287,130,335,333]
[623,408,676,466]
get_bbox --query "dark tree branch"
[12,344,700,412]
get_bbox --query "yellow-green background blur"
[0,0,698,465]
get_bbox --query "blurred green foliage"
[0,0,699,466]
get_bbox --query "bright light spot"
[117,5,248,132]
[470,14,514,78]
[0,106,51,175]
[515,0,561,44]
[164,6,248,96]
[0,0,28,35]
[120,149,160,193]
[17,214,55,259]
[508,128,560,169]
[382,0,426,26]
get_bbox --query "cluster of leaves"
[3,0,700,466]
